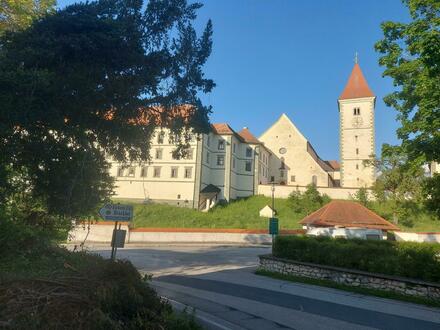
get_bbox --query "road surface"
[87,244,440,330]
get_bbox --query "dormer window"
[353,107,360,116]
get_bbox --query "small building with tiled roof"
[300,200,398,239]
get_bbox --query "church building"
[110,62,376,208]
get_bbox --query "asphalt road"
[88,244,440,330]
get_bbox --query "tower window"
[356,164,359,170]
[353,107,360,116]
[355,135,358,142]
[356,148,359,155]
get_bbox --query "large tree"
[0,0,214,218]
[375,0,439,164]
[0,0,56,34]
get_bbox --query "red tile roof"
[300,200,399,231]
[339,63,375,100]
[237,127,261,144]
[211,123,235,135]
[325,160,340,171]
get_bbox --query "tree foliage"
[366,145,425,224]
[375,0,440,164]
[287,184,331,215]
[0,0,56,34]
[352,187,370,207]
[0,0,214,219]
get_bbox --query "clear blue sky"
[57,0,410,161]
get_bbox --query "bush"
[287,184,330,215]
[273,235,440,282]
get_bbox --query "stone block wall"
[259,255,440,300]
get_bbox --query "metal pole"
[110,221,118,260]
[271,182,274,218]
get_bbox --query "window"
[291,175,296,182]
[217,155,225,166]
[206,151,210,164]
[280,157,285,169]
[356,148,359,155]
[184,167,192,178]
[280,170,284,177]
[117,167,124,177]
[186,149,194,160]
[270,176,275,182]
[232,158,236,168]
[355,135,358,142]
[245,161,252,172]
[353,107,360,116]
[246,147,252,157]
[155,149,163,159]
[157,131,165,144]
[207,135,210,146]
[312,175,317,186]
[127,167,135,177]
[153,167,161,177]
[171,167,178,178]
[233,143,236,153]
[140,166,148,177]
[356,164,359,170]
[218,140,225,150]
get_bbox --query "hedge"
[273,235,440,283]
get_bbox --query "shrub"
[273,235,440,282]
[287,184,330,215]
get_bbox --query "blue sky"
[57,0,410,161]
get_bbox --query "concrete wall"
[395,232,440,243]
[258,184,361,200]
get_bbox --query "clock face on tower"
[351,116,363,128]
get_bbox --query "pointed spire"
[339,61,374,100]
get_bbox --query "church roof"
[237,127,261,144]
[339,63,375,100]
[325,160,340,171]
[300,200,399,231]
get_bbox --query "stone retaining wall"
[259,255,440,300]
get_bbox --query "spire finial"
[354,52,358,64]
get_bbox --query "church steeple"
[339,62,374,100]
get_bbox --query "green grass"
[112,195,440,232]
[119,195,305,230]
[255,269,440,308]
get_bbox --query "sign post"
[269,217,279,254]
[99,204,133,260]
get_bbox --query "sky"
[57,0,410,161]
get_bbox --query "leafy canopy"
[287,184,331,215]
[0,0,214,218]
[375,0,440,164]
[0,0,56,34]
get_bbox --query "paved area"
[87,244,440,330]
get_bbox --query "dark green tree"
[365,145,424,225]
[375,0,439,218]
[352,187,370,207]
[0,0,214,219]
[375,0,439,164]
[287,184,330,215]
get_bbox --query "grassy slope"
[123,196,304,230]
[115,195,440,232]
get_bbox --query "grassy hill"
[114,195,440,232]
[124,195,304,230]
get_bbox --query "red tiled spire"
[339,63,374,100]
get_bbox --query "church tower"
[338,60,375,188]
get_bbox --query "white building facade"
[110,62,376,208]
